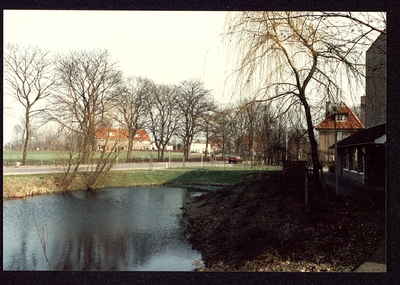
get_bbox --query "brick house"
[94,128,151,151]
[316,102,364,163]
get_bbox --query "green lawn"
[105,168,270,188]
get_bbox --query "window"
[134,134,141,138]
[108,132,115,136]
[337,131,343,141]
[336,114,347,121]
[342,149,349,170]
[352,148,358,171]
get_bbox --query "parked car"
[228,156,243,164]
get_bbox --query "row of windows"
[106,132,141,138]
[341,147,365,173]
[335,114,348,121]
[98,139,144,144]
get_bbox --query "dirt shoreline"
[184,172,385,272]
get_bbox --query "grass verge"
[3,168,267,199]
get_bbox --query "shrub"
[328,162,335,173]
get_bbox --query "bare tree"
[47,49,122,164]
[209,106,233,159]
[145,84,180,161]
[175,79,213,160]
[4,44,56,165]
[199,104,217,158]
[113,77,152,162]
[225,11,385,186]
[230,106,247,156]
[239,100,261,162]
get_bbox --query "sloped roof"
[316,102,364,131]
[95,128,151,141]
[329,123,386,149]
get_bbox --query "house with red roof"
[331,33,386,186]
[94,128,151,151]
[316,102,364,163]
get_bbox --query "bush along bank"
[184,171,385,272]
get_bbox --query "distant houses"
[190,139,212,153]
[150,142,174,151]
[94,128,151,151]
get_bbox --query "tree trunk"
[22,108,30,166]
[127,130,135,163]
[81,126,94,165]
[160,145,165,162]
[157,147,161,161]
[186,140,192,160]
[205,136,209,158]
[301,96,320,181]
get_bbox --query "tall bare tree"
[175,79,213,160]
[199,104,217,158]
[4,44,56,165]
[225,11,385,185]
[209,106,233,159]
[113,77,152,162]
[47,49,122,164]
[145,84,180,161]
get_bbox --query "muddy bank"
[184,172,385,272]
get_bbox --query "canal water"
[3,186,208,271]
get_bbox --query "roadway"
[3,161,244,176]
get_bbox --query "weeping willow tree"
[224,11,385,187]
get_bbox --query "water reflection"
[3,186,205,271]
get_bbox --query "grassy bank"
[3,168,268,199]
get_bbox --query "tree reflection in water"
[3,186,205,271]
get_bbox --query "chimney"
[360,96,366,127]
[326,101,331,118]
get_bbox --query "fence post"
[305,172,308,211]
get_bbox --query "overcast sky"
[3,10,232,145]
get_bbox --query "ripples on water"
[3,186,206,271]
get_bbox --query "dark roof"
[316,102,364,131]
[329,123,386,149]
